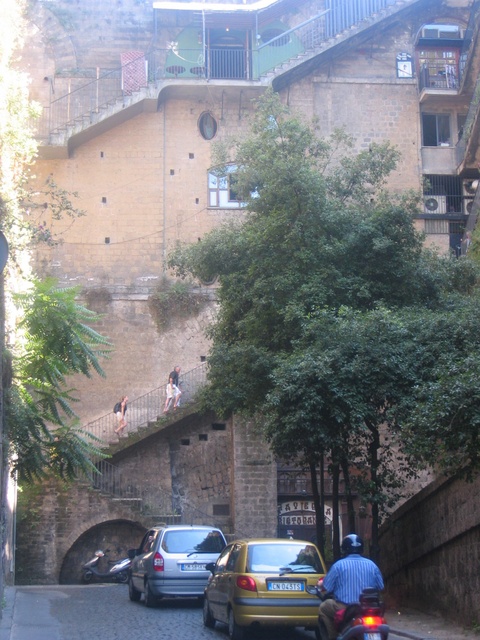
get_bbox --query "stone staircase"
[83,361,222,526]
[83,361,207,446]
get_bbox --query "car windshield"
[247,543,322,573]
[163,529,225,554]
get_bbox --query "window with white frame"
[208,164,243,208]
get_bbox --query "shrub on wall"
[148,280,209,332]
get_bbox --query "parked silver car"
[128,524,227,606]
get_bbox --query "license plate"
[365,634,381,640]
[267,582,304,591]
[181,563,206,571]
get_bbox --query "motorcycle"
[82,548,131,584]
[307,579,390,640]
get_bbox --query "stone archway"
[59,518,145,584]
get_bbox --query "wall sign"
[396,52,413,78]
[278,500,333,526]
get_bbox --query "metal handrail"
[84,362,207,443]
[34,0,399,140]
[87,457,230,529]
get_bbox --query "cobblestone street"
[1,585,317,640]
[2,585,479,640]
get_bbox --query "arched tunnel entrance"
[59,519,146,584]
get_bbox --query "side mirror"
[127,548,137,559]
[205,562,216,574]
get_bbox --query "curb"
[0,586,15,640]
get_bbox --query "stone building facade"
[11,0,480,597]
[21,0,480,421]
[15,409,277,584]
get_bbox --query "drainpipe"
[162,104,167,271]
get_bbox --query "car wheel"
[128,577,142,602]
[144,580,157,608]
[228,608,245,640]
[203,597,216,628]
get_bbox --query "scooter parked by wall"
[82,548,131,584]
[307,579,390,640]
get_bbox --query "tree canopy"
[170,90,480,557]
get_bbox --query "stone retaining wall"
[379,473,480,626]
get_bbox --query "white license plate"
[365,634,382,640]
[267,582,303,591]
[181,563,206,571]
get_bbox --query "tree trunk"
[331,462,341,560]
[309,457,325,558]
[366,420,380,562]
[341,457,356,533]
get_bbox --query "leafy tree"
[394,293,480,482]
[170,90,480,558]
[5,278,112,483]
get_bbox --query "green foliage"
[394,297,480,481]
[6,278,112,483]
[148,280,209,332]
[169,91,480,550]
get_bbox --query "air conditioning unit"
[424,195,447,214]
[464,199,475,215]
[421,25,462,39]
[463,179,479,197]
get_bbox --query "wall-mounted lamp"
[43,76,55,95]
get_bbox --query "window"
[425,219,449,234]
[208,164,244,208]
[422,114,450,146]
[198,112,217,140]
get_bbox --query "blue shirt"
[322,554,384,604]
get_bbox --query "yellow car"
[203,538,326,639]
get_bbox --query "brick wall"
[15,410,236,584]
[231,415,277,539]
[379,473,480,625]
[15,478,146,585]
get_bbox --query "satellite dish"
[0,231,8,273]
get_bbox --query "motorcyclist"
[318,534,384,640]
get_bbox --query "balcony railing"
[277,470,347,496]
[33,0,401,140]
[88,458,231,529]
[419,62,459,91]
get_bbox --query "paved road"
[1,585,478,640]
[0,584,318,640]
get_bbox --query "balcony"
[419,61,459,91]
[277,469,347,497]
